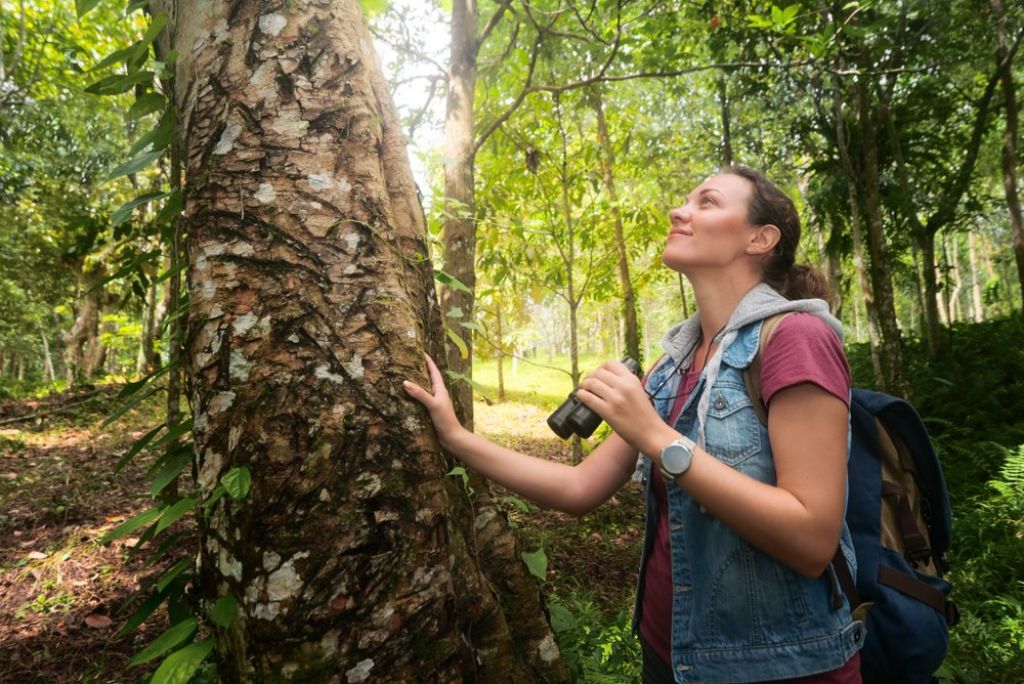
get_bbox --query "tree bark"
[173,1,564,680]
[495,301,505,401]
[591,88,640,364]
[62,262,104,385]
[40,330,55,383]
[833,75,883,387]
[441,0,480,429]
[969,229,985,322]
[855,71,905,395]
[993,0,1024,312]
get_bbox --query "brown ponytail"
[722,165,831,302]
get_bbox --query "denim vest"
[635,319,865,683]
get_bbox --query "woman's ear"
[745,224,781,256]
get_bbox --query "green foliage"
[521,547,548,581]
[549,597,641,683]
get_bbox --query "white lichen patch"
[218,546,243,583]
[193,412,208,435]
[287,333,300,343]
[346,659,375,683]
[406,329,417,339]
[343,232,360,252]
[281,663,298,679]
[355,474,382,499]
[258,13,287,36]
[266,559,303,601]
[342,354,364,379]
[195,254,210,272]
[403,415,421,433]
[270,117,309,138]
[315,365,345,384]
[198,450,224,491]
[214,121,242,155]
[228,425,243,453]
[319,488,332,503]
[373,510,399,523]
[226,241,255,257]
[537,633,560,663]
[307,173,334,191]
[320,629,340,657]
[229,349,251,381]
[232,312,258,336]
[475,508,497,531]
[254,183,277,204]
[343,264,358,275]
[208,391,237,415]
[212,18,229,43]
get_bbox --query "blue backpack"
[746,315,958,683]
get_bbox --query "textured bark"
[62,263,105,385]
[832,76,883,387]
[993,0,1024,312]
[40,331,55,383]
[855,72,905,395]
[173,1,563,680]
[968,230,985,322]
[592,89,641,364]
[441,0,479,430]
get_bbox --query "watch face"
[663,442,689,474]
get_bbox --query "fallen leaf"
[1,472,17,480]
[84,614,113,629]
[27,551,47,560]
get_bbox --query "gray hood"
[660,282,842,446]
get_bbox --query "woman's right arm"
[404,354,639,516]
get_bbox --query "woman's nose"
[669,206,690,223]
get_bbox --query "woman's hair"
[722,165,831,302]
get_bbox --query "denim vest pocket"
[703,383,763,466]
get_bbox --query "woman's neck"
[689,272,761,343]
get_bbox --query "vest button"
[714,395,726,410]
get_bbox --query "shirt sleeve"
[760,313,851,407]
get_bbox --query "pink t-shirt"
[639,313,857,681]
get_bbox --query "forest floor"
[0,386,644,683]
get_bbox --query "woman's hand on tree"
[403,354,466,449]
[576,360,667,456]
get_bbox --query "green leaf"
[115,423,166,474]
[156,557,192,593]
[138,13,169,51]
[221,466,251,500]
[107,148,164,180]
[101,506,162,544]
[75,0,101,18]
[149,418,194,451]
[360,0,390,17]
[210,595,238,628]
[115,590,168,637]
[129,110,175,157]
[521,548,548,581]
[85,69,154,96]
[112,191,169,226]
[150,638,214,684]
[434,269,472,294]
[128,618,197,666]
[129,92,167,120]
[203,485,227,513]
[92,43,146,72]
[150,448,193,497]
[156,498,196,534]
[548,602,576,633]
[156,189,184,224]
[445,326,469,360]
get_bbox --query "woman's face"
[662,173,757,274]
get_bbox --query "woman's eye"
[701,197,715,205]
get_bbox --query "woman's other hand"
[576,361,670,456]
[403,354,466,449]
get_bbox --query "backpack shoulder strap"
[744,312,791,426]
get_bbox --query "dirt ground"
[0,389,643,683]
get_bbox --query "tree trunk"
[441,0,480,429]
[950,233,963,323]
[173,1,564,680]
[137,279,160,375]
[40,331,55,383]
[591,88,641,364]
[62,263,103,385]
[993,0,1024,312]
[969,229,985,322]
[496,301,505,401]
[718,75,733,166]
[856,72,905,395]
[833,76,883,386]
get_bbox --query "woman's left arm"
[579,365,848,578]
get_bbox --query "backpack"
[745,314,959,684]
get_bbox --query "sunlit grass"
[472,353,608,410]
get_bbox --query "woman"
[404,166,864,683]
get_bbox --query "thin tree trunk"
[496,301,505,401]
[63,263,103,385]
[993,0,1024,311]
[678,273,690,319]
[137,279,159,374]
[833,75,883,387]
[441,0,479,429]
[40,331,55,383]
[969,229,985,322]
[173,2,564,680]
[937,236,951,327]
[950,233,963,323]
[856,70,905,394]
[718,75,733,166]
[592,88,640,363]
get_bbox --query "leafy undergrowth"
[0,387,176,683]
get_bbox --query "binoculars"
[547,358,642,439]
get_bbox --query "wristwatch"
[660,437,695,480]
